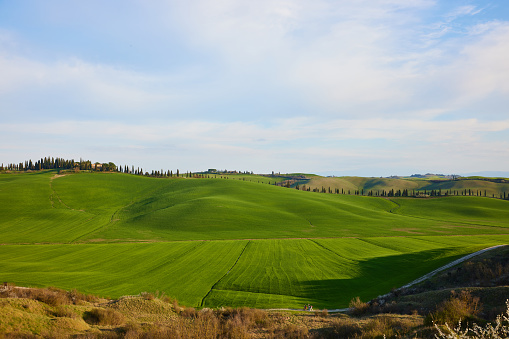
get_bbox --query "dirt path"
[265,244,507,313]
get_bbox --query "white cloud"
[455,24,509,99]
[0,53,181,116]
[2,117,508,145]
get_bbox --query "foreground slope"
[1,171,508,309]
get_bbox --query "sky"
[1,0,508,176]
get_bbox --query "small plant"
[435,299,509,338]
[140,291,155,300]
[315,309,328,318]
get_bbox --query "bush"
[330,318,363,338]
[426,290,482,326]
[140,291,154,300]
[223,314,251,339]
[364,316,417,338]
[33,287,69,306]
[270,323,309,338]
[217,307,268,328]
[52,305,77,318]
[84,308,125,326]
[1,285,98,306]
[181,307,198,318]
[123,322,142,339]
[349,296,370,317]
[315,309,328,318]
[435,299,509,338]
[171,298,182,313]
[68,288,99,304]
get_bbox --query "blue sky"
[1,0,508,176]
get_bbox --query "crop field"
[1,171,508,309]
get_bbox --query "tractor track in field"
[264,244,507,313]
[200,240,251,307]
[49,174,85,212]
[308,239,356,263]
[1,244,506,313]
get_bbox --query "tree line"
[290,183,508,200]
[1,157,80,171]
[0,156,193,179]
[0,157,119,173]
[2,157,508,200]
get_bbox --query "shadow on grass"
[297,248,465,309]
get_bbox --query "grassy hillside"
[50,173,509,241]
[1,171,509,309]
[1,236,507,309]
[2,246,508,338]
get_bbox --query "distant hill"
[301,175,509,198]
[460,171,509,178]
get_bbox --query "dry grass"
[0,284,98,306]
[349,297,370,317]
[52,305,78,318]
[1,284,502,338]
[84,308,125,326]
[425,290,482,327]
[329,314,423,339]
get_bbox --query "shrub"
[195,310,221,338]
[426,290,482,326]
[435,299,509,339]
[364,316,417,338]
[140,291,154,300]
[68,288,98,304]
[171,298,182,313]
[33,287,69,306]
[123,322,142,339]
[84,308,125,326]
[315,309,328,318]
[216,307,268,328]
[349,296,370,317]
[181,307,198,318]
[270,323,309,338]
[330,317,363,338]
[223,314,251,339]
[52,305,77,318]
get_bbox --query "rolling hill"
[1,170,508,308]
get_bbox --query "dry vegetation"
[1,284,508,338]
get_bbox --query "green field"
[1,171,508,309]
